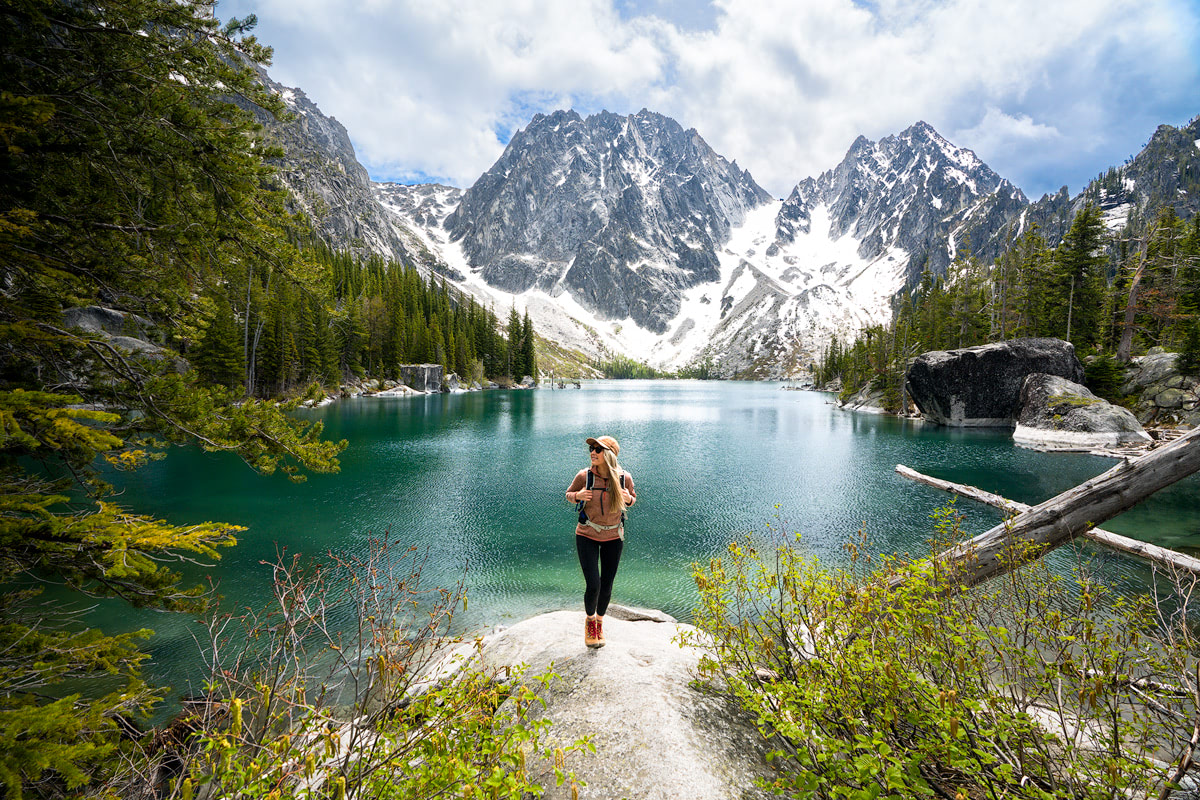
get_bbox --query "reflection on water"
[94,380,1200,697]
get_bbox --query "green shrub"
[121,542,589,799]
[686,511,1200,799]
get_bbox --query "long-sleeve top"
[566,468,637,542]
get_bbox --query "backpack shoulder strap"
[585,470,594,491]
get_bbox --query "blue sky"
[215,0,1200,200]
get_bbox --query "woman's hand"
[575,489,593,501]
[620,489,633,505]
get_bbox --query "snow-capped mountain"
[670,121,1030,377]
[373,182,465,280]
[257,59,1195,378]
[444,109,773,334]
[376,116,1031,377]
[775,122,1027,277]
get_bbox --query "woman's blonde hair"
[599,448,626,516]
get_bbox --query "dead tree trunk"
[889,427,1200,591]
[1117,232,1152,363]
[894,463,1200,576]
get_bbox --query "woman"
[565,435,636,648]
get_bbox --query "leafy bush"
[117,541,589,799]
[687,511,1200,799]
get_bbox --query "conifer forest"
[0,1,536,794]
[818,204,1200,407]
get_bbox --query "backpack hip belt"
[584,519,622,532]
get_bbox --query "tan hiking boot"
[585,616,601,648]
[594,616,606,647]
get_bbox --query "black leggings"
[575,535,624,616]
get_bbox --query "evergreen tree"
[506,305,523,379]
[521,311,537,382]
[1050,204,1108,350]
[1180,319,1200,376]
[0,3,345,792]
[335,302,367,378]
[194,295,246,390]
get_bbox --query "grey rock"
[1117,351,1200,429]
[837,383,890,414]
[445,109,772,333]
[520,375,536,388]
[906,338,1083,427]
[63,306,154,339]
[1131,352,1180,387]
[605,604,677,623]
[399,364,442,393]
[1156,388,1189,409]
[443,372,461,392]
[62,306,187,373]
[234,69,434,273]
[1013,374,1151,450]
[475,610,775,800]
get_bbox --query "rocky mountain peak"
[444,108,772,333]
[773,120,1025,273]
[234,67,417,266]
[1019,114,1200,246]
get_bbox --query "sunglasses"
[589,445,607,453]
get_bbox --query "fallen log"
[889,426,1200,590]
[895,464,1200,577]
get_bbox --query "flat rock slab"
[477,608,776,800]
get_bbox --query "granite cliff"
[444,109,773,334]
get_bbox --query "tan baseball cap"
[585,435,620,456]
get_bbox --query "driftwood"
[895,464,1200,577]
[890,426,1200,590]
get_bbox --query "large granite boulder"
[62,305,155,339]
[62,305,187,373]
[464,608,775,800]
[1013,374,1152,451]
[906,338,1083,427]
[399,363,442,393]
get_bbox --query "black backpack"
[576,470,627,524]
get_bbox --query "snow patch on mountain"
[377,178,908,378]
[372,117,1022,378]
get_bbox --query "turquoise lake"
[94,380,1200,697]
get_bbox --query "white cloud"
[221,0,1200,197]
[953,108,1062,169]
